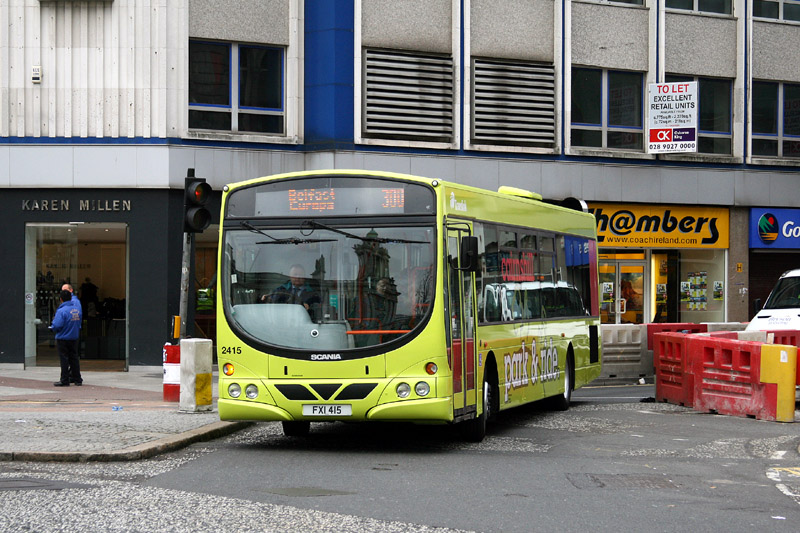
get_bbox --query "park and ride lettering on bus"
[503,338,560,403]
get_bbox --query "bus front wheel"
[282,420,311,437]
[461,373,492,442]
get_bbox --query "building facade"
[1,0,799,367]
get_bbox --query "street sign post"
[647,81,698,154]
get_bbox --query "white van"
[746,269,800,331]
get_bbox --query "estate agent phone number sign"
[648,81,698,154]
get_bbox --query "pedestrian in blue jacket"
[61,283,82,320]
[51,289,83,386]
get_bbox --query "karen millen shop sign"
[22,199,132,212]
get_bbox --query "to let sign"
[647,81,698,154]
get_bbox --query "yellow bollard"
[760,344,797,423]
[179,338,213,413]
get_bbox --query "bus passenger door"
[446,226,477,417]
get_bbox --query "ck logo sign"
[649,128,672,142]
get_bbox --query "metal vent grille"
[472,58,556,147]
[363,49,454,142]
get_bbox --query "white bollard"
[179,338,213,412]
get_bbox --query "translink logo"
[450,192,467,212]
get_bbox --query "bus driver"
[260,264,320,317]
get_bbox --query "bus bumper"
[366,397,453,422]
[219,398,293,421]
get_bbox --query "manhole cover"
[264,487,355,497]
[566,473,680,490]
[0,478,94,491]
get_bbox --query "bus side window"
[527,288,542,319]
[484,289,500,322]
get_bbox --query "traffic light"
[184,172,212,233]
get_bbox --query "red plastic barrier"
[767,330,800,386]
[654,332,694,407]
[162,343,180,402]
[647,323,708,351]
[690,336,779,421]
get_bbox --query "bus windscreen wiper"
[301,219,428,244]
[256,237,336,245]
[241,221,278,241]
[242,221,335,245]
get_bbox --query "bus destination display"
[256,186,406,216]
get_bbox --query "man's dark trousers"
[57,339,81,385]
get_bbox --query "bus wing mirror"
[459,236,479,273]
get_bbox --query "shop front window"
[650,249,726,323]
[25,223,128,369]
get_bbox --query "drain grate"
[566,473,680,490]
[0,477,95,492]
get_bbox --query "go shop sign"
[750,208,800,249]
[588,204,729,249]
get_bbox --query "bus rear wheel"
[282,420,311,437]
[551,349,574,411]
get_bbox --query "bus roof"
[224,169,597,237]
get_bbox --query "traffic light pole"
[179,168,211,339]
[179,231,193,339]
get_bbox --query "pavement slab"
[0,367,250,462]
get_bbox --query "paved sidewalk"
[0,365,250,462]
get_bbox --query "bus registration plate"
[302,404,352,416]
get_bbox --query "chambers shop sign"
[21,199,131,212]
[589,204,729,249]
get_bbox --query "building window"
[752,81,800,158]
[665,0,732,14]
[189,40,285,135]
[754,0,800,21]
[571,68,644,151]
[472,58,555,148]
[665,75,732,155]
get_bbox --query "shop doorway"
[25,223,128,370]
[600,251,647,324]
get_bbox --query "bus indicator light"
[425,362,438,375]
[223,363,234,376]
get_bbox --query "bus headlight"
[228,383,242,398]
[415,381,430,397]
[396,382,411,398]
[245,384,259,399]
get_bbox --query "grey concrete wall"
[471,0,554,62]
[0,145,305,192]
[571,2,649,71]
[665,12,737,78]
[361,0,452,53]
[304,150,800,209]
[189,0,290,44]
[752,21,800,83]
[726,207,750,323]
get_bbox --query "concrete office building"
[1,0,799,368]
